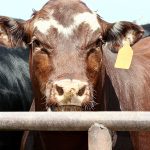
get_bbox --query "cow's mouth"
[47,105,82,111]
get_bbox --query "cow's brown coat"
[0,0,147,150]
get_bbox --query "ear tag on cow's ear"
[114,41,133,69]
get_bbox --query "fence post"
[88,123,112,150]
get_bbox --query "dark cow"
[0,21,32,150]
[142,24,150,37]
[0,0,148,149]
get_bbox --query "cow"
[142,24,150,37]
[0,16,133,150]
[103,36,150,149]
[0,0,148,149]
[0,21,32,150]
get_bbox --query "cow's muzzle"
[46,79,91,111]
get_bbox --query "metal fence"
[0,111,150,150]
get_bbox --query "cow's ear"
[0,22,11,47]
[102,21,144,52]
[0,16,27,47]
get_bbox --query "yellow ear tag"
[114,41,133,69]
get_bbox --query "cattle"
[0,16,132,150]
[103,36,150,149]
[142,23,150,37]
[0,0,148,149]
[0,21,32,150]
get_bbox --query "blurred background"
[0,0,149,25]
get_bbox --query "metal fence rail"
[0,111,150,131]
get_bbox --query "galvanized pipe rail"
[0,111,150,131]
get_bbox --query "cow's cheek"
[32,53,53,91]
[86,52,102,86]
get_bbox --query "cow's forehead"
[32,0,100,38]
[34,11,100,37]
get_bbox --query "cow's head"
[1,0,144,111]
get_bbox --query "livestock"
[0,15,132,150]
[0,20,32,150]
[1,0,149,149]
[142,23,150,37]
[103,36,150,149]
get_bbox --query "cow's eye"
[87,46,101,54]
[86,38,101,52]
[95,39,101,47]
[33,40,53,54]
[33,39,40,48]
[32,40,43,52]
[88,48,96,53]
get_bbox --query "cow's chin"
[47,105,82,111]
[46,99,96,111]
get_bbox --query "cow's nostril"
[77,85,86,96]
[55,85,64,95]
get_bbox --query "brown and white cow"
[1,0,149,149]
